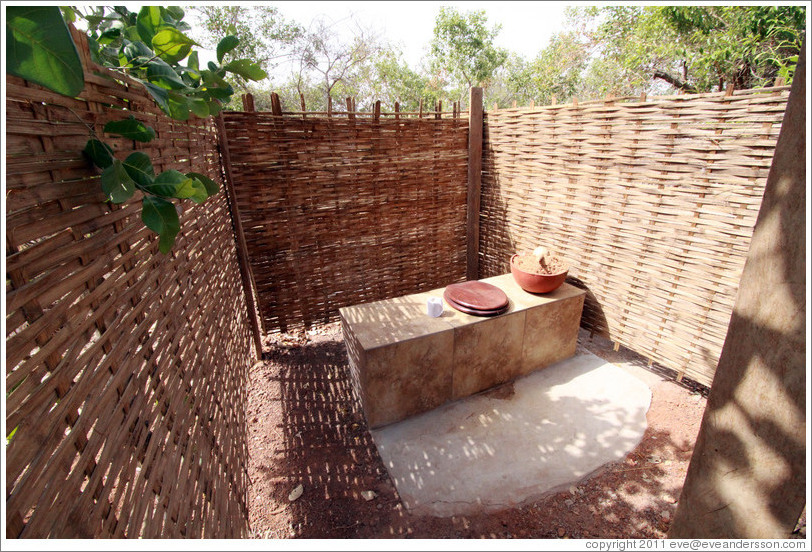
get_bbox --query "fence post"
[467,87,484,280]
[270,92,282,116]
[215,113,263,358]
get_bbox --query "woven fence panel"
[5,30,253,538]
[480,88,789,387]
[221,113,469,331]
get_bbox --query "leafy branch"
[6,5,267,253]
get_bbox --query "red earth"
[245,322,806,541]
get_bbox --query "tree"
[428,7,508,100]
[574,5,806,97]
[358,48,443,112]
[488,32,589,108]
[288,15,384,111]
[189,5,302,88]
[7,5,266,252]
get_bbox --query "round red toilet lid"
[443,281,508,311]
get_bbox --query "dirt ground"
[246,322,805,541]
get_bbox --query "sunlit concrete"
[371,351,651,516]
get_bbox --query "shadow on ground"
[246,325,707,539]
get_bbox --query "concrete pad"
[370,351,652,517]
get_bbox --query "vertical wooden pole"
[669,44,806,539]
[394,102,400,120]
[215,114,263,358]
[346,97,354,120]
[327,95,332,117]
[466,87,483,281]
[418,99,423,118]
[270,92,282,116]
[242,93,255,112]
[373,100,381,122]
[299,93,306,119]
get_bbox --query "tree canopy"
[188,4,805,111]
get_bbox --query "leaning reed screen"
[479,88,789,387]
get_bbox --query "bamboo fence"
[4,22,791,537]
[479,87,790,386]
[220,100,470,331]
[5,29,254,537]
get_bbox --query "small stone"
[288,484,303,502]
[361,490,377,501]
[568,486,577,495]
[661,510,672,521]
[564,499,574,507]
[557,527,566,538]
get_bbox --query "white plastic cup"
[427,297,443,317]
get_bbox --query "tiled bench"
[339,273,586,428]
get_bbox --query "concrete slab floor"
[370,351,652,517]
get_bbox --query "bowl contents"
[513,247,568,275]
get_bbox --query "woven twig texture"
[5,29,253,537]
[480,88,790,387]
[220,112,469,331]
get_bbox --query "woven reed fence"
[5,29,254,538]
[479,87,790,387]
[220,105,469,331]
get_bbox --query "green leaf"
[224,59,267,81]
[146,58,189,90]
[143,81,170,112]
[187,50,199,72]
[141,196,179,254]
[186,179,209,204]
[61,6,76,24]
[202,84,234,100]
[187,172,219,196]
[207,99,222,116]
[84,139,115,169]
[164,6,185,22]
[171,174,208,202]
[123,151,155,187]
[98,27,122,45]
[104,115,156,142]
[123,25,141,43]
[136,6,162,45]
[151,27,196,64]
[101,159,136,203]
[188,97,210,118]
[122,39,153,62]
[167,92,191,121]
[142,169,191,197]
[6,6,85,97]
[217,35,240,63]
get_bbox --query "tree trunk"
[653,70,697,93]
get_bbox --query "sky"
[269,1,573,69]
[179,0,574,81]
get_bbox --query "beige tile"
[339,291,452,350]
[363,329,454,428]
[452,311,526,399]
[521,294,586,376]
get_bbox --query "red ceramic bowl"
[510,254,568,294]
